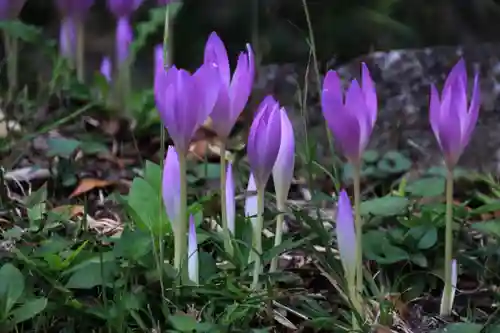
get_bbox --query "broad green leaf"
[363,231,409,264]
[406,177,445,197]
[144,160,162,192]
[410,253,428,267]
[113,228,152,261]
[377,151,411,174]
[360,196,409,217]
[47,138,81,158]
[471,220,500,238]
[417,227,437,250]
[0,20,42,42]
[127,177,170,235]
[194,163,221,180]
[65,261,117,289]
[0,264,25,313]
[168,314,214,332]
[362,150,379,163]
[11,298,47,324]
[434,323,483,333]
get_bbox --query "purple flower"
[272,108,295,203]
[0,0,26,20]
[59,17,76,59]
[244,173,257,229]
[321,63,377,162]
[107,0,143,18]
[430,59,480,168]
[154,64,220,155]
[188,215,199,284]
[226,162,235,235]
[155,44,164,75]
[336,190,357,281]
[100,56,112,82]
[162,146,181,228]
[204,32,254,139]
[116,17,133,64]
[55,0,93,19]
[247,96,282,189]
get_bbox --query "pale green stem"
[353,161,363,293]
[441,167,454,316]
[75,19,85,83]
[251,186,265,290]
[175,153,188,282]
[219,142,234,256]
[3,31,17,102]
[269,199,285,272]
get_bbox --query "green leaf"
[363,231,409,264]
[47,138,81,158]
[377,151,411,174]
[416,227,437,250]
[79,141,109,155]
[471,220,500,238]
[360,196,409,217]
[410,253,428,267]
[0,20,43,42]
[168,314,214,332]
[127,177,170,235]
[113,227,152,261]
[65,257,117,289]
[434,323,483,333]
[406,177,445,197]
[11,298,48,324]
[194,163,221,180]
[362,150,379,163]
[144,160,162,192]
[0,264,25,314]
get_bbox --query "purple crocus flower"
[204,32,254,139]
[162,146,181,228]
[55,0,94,18]
[336,190,357,281]
[155,44,165,75]
[107,0,143,65]
[321,63,377,163]
[100,56,112,82]
[430,59,480,168]
[154,64,220,155]
[188,215,199,284]
[272,108,295,204]
[59,17,76,58]
[0,0,26,20]
[247,96,282,189]
[226,162,235,235]
[245,173,257,229]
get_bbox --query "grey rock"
[258,43,500,174]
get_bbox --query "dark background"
[18,0,500,70]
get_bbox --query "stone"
[257,43,500,174]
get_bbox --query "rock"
[257,43,500,174]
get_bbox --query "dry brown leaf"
[51,205,85,218]
[70,178,115,198]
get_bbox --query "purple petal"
[154,44,164,75]
[429,84,442,150]
[437,86,463,166]
[272,108,295,203]
[463,72,480,148]
[162,146,181,229]
[210,84,232,138]
[203,32,231,88]
[444,59,467,95]
[107,0,142,17]
[336,190,357,280]
[188,215,199,284]
[193,63,221,127]
[228,45,254,121]
[59,17,76,59]
[100,56,112,82]
[226,162,235,235]
[116,17,133,64]
[361,63,377,126]
[345,79,373,156]
[244,173,258,229]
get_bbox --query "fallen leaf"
[51,205,85,218]
[70,179,115,198]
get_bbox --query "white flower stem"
[269,199,285,272]
[175,153,188,282]
[440,167,454,316]
[251,186,265,290]
[219,142,233,256]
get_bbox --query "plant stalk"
[441,167,454,316]
[251,186,265,290]
[269,200,285,272]
[75,19,85,82]
[219,142,233,256]
[175,152,188,282]
[3,31,18,102]
[353,161,363,294]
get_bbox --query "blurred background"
[18,0,500,71]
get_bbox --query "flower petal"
[162,146,181,230]
[100,56,112,82]
[361,63,377,126]
[204,32,231,88]
[336,190,357,281]
[245,173,258,230]
[272,108,295,204]
[229,46,254,122]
